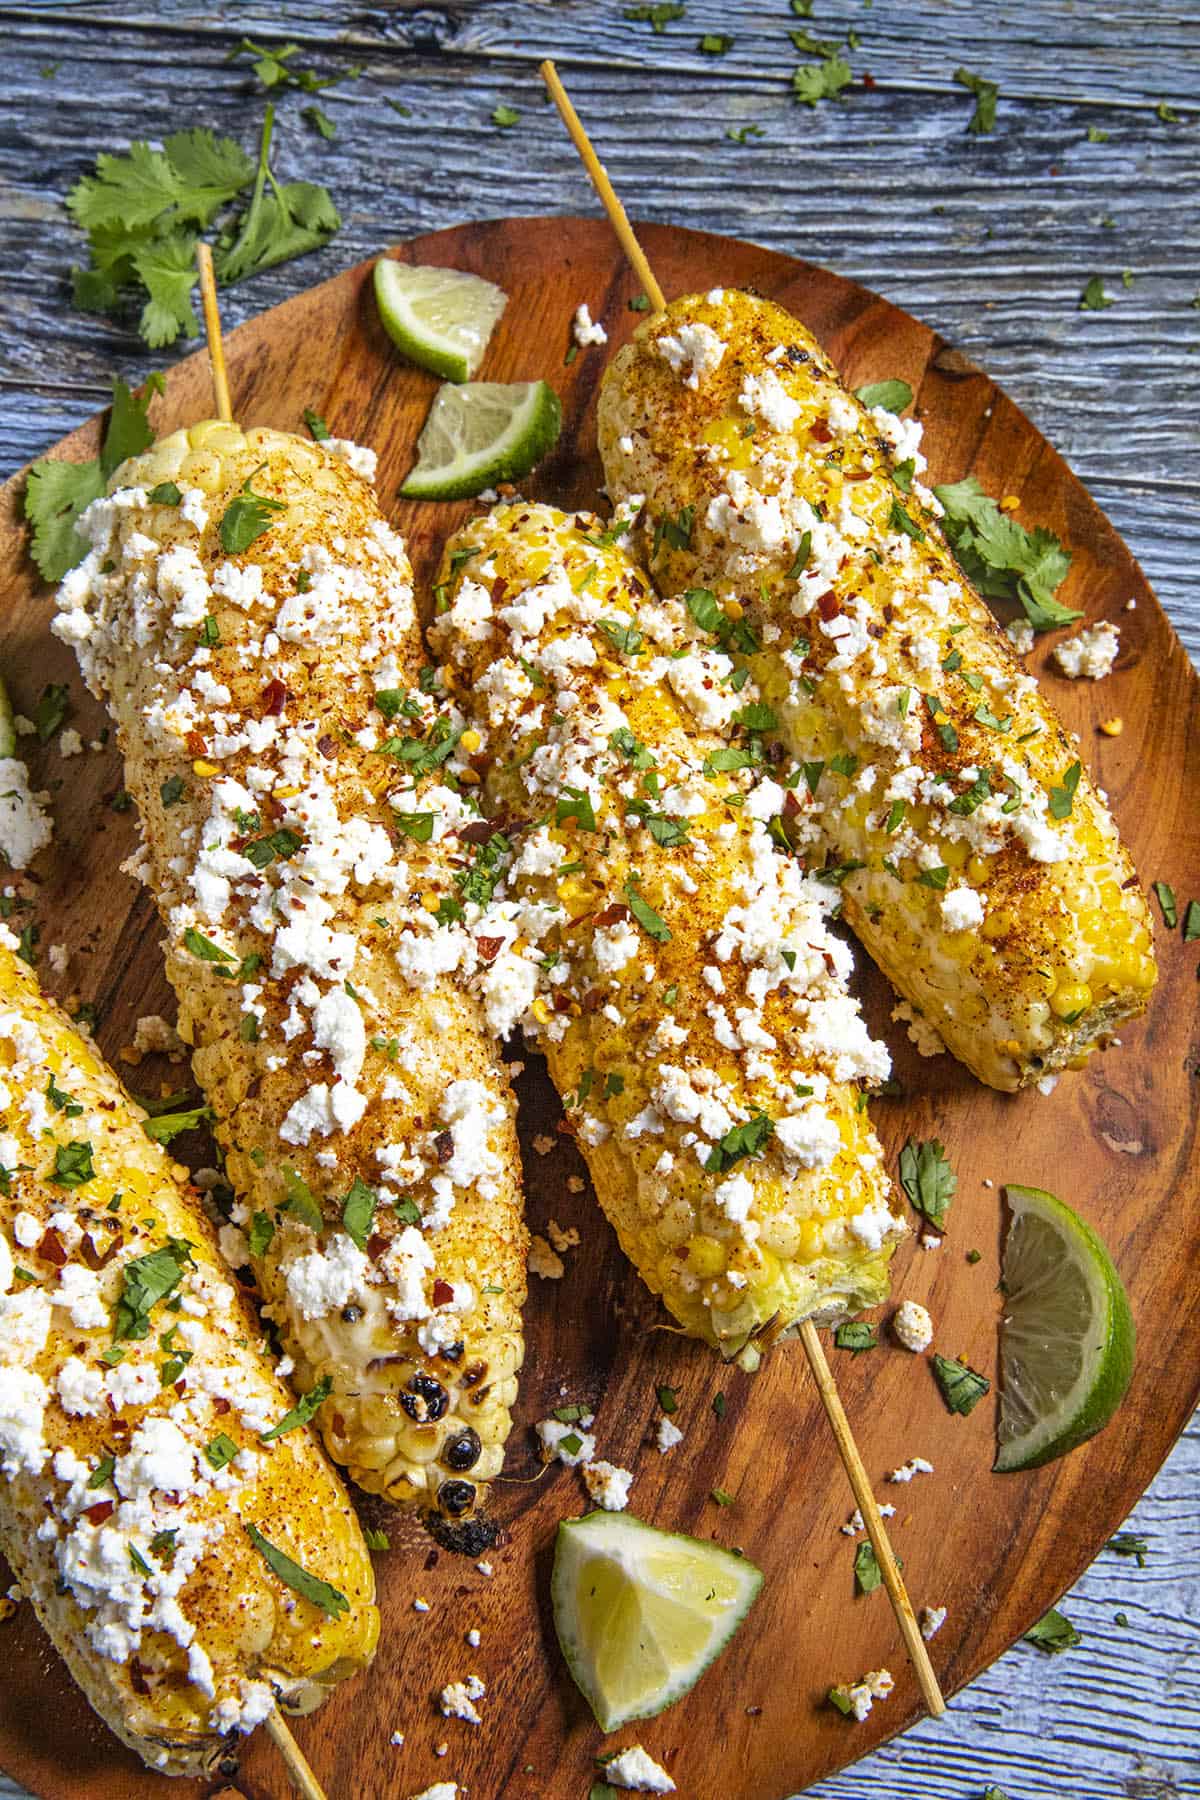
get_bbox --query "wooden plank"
[1,215,1198,1800]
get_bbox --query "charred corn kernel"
[599,288,1157,1091]
[52,423,527,1521]
[431,502,904,1355]
[1099,717,1124,736]
[0,938,377,1775]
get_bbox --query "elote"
[598,289,1156,1091]
[0,932,377,1776]
[430,500,905,1356]
[52,423,527,1521]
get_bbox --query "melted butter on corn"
[598,290,1157,1091]
[51,423,526,1518]
[431,502,905,1354]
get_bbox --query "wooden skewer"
[194,245,334,1791]
[195,242,233,423]
[539,60,666,313]
[539,56,947,1724]
[265,1710,329,1800]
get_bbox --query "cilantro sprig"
[24,376,159,582]
[934,476,1080,633]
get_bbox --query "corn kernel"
[1050,981,1092,1020]
[796,1217,825,1260]
[457,767,481,785]
[192,759,220,777]
[982,909,1013,940]
[724,599,745,621]
[686,1235,727,1279]
[1000,494,1022,512]
[531,997,552,1025]
[966,854,991,884]
[942,840,969,869]
[460,729,482,753]
[1099,717,1124,737]
[421,891,441,914]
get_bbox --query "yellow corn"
[0,937,376,1774]
[52,423,527,1523]
[432,503,904,1357]
[598,290,1157,1091]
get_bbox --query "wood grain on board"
[0,217,1197,1800]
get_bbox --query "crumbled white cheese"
[439,1674,485,1725]
[573,303,608,347]
[603,1744,677,1791]
[920,1604,947,1640]
[0,758,53,869]
[1053,621,1119,680]
[892,1299,933,1353]
[656,1416,683,1453]
[888,1456,934,1483]
[582,1460,633,1511]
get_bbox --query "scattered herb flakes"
[898,1138,956,1231]
[1080,275,1115,311]
[792,54,853,107]
[1156,101,1179,124]
[228,37,338,93]
[1152,881,1177,929]
[142,1102,214,1144]
[656,1384,678,1414]
[303,104,337,140]
[790,27,839,55]
[712,1392,727,1419]
[727,123,765,145]
[623,2,686,30]
[303,406,331,441]
[218,464,287,554]
[853,1539,896,1594]
[1024,1605,1081,1653]
[183,926,236,964]
[51,1140,96,1188]
[623,876,671,943]
[954,66,998,134]
[629,293,652,312]
[966,1248,982,1265]
[855,378,912,413]
[1087,125,1110,142]
[147,479,182,505]
[827,1686,854,1716]
[492,104,520,128]
[245,1522,349,1617]
[282,1165,324,1233]
[1107,1532,1149,1566]
[248,1210,275,1258]
[204,1431,240,1471]
[699,33,733,54]
[261,1374,333,1442]
[159,774,186,808]
[114,1240,192,1340]
[834,1320,877,1354]
[710,1487,735,1507]
[363,1527,390,1551]
[1183,899,1200,941]
[888,498,925,542]
[934,474,1079,632]
[931,1352,990,1416]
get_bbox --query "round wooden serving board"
[1,218,1198,1800]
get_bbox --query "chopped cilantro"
[1024,1606,1081,1653]
[261,1373,332,1442]
[1152,881,1177,929]
[218,464,286,554]
[954,66,998,134]
[834,1321,877,1354]
[623,876,671,942]
[931,1352,990,1416]
[341,1176,377,1250]
[1048,760,1082,821]
[245,1523,349,1617]
[898,1139,956,1230]
[855,378,912,413]
[704,1112,773,1175]
[934,475,1079,632]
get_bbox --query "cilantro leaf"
[218,466,287,554]
[1080,275,1115,312]
[855,378,913,413]
[67,129,254,233]
[934,475,1080,632]
[624,3,686,30]
[792,54,853,107]
[931,1352,990,1416]
[24,375,158,582]
[142,1103,214,1144]
[261,1374,333,1441]
[898,1138,956,1230]
[245,1523,349,1617]
[1048,760,1082,821]
[1023,1606,1081,1654]
[834,1320,877,1354]
[131,229,201,346]
[114,1240,193,1340]
[704,1112,774,1175]
[954,67,998,134]
[341,1177,377,1251]
[623,876,671,943]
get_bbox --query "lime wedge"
[400,380,561,502]
[374,259,507,383]
[552,1510,762,1732]
[995,1184,1135,1472]
[0,675,15,759]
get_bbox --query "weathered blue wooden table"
[2,3,1197,1796]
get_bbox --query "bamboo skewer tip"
[541,57,945,1724]
[265,1709,329,1800]
[194,242,233,424]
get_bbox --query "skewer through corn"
[598,290,1156,1090]
[0,934,377,1775]
[431,501,905,1356]
[53,423,527,1525]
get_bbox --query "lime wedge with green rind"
[400,379,561,502]
[374,259,507,383]
[0,675,15,759]
[995,1183,1135,1472]
[552,1510,762,1733]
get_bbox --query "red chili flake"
[433,1130,454,1165]
[817,591,840,621]
[580,988,605,1014]
[844,469,873,483]
[862,72,877,89]
[784,790,803,819]
[185,731,208,757]
[475,936,504,963]
[432,1279,454,1307]
[490,577,509,605]
[809,419,833,443]
[368,1233,388,1259]
[552,993,572,1013]
[84,1501,114,1525]
[36,1228,67,1268]
[332,1412,347,1438]
[213,1397,231,1415]
[261,678,288,717]
[457,819,496,846]
[317,735,338,759]
[593,902,631,928]
[77,1237,107,1271]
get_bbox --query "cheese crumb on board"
[603,1744,677,1791]
[892,1299,933,1353]
[1053,621,1119,680]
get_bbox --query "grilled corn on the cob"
[598,290,1156,1091]
[431,501,904,1355]
[52,423,527,1522]
[0,933,377,1776]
